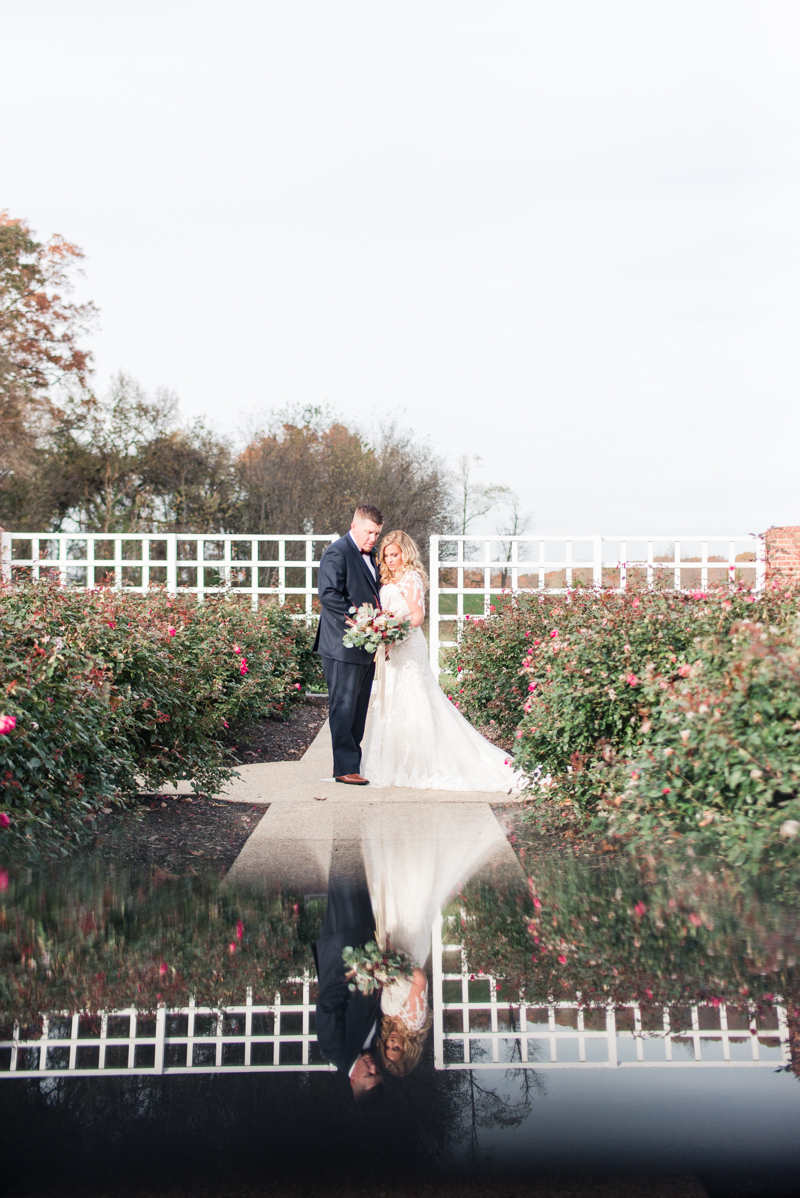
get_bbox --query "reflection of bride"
[360,531,522,792]
[362,805,498,1076]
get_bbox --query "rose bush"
[0,583,320,860]
[446,584,800,868]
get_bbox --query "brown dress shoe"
[335,773,370,785]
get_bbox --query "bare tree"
[496,494,534,589]
[453,453,515,536]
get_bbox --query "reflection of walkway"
[225,723,524,893]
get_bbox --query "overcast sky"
[2,1,798,535]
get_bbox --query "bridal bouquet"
[342,940,414,995]
[342,603,411,654]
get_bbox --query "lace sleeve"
[397,570,425,616]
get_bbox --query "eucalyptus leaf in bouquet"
[342,939,414,995]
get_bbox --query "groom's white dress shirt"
[349,530,376,580]
[348,1020,377,1076]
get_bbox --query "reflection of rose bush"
[455,856,800,1015]
[0,584,320,860]
[447,585,800,868]
[0,866,319,1030]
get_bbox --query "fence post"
[593,535,602,589]
[154,1005,166,1074]
[166,535,177,595]
[432,910,445,1070]
[0,530,10,583]
[429,535,440,675]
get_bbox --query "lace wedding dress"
[362,806,498,1028]
[360,570,522,791]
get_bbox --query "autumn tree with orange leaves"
[0,211,97,525]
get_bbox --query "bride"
[360,530,522,791]
[362,803,501,1076]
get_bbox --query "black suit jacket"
[313,534,381,663]
[312,919,381,1074]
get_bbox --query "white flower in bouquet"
[342,603,411,654]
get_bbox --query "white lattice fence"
[0,532,338,613]
[428,534,766,672]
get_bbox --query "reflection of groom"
[313,504,383,785]
[312,847,383,1101]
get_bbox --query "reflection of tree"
[455,1028,545,1162]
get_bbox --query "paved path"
[164,719,524,806]
[209,722,526,893]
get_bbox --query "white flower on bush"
[780,820,800,839]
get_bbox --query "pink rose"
[0,813,10,828]
[159,962,168,976]
[0,716,17,735]
[0,869,8,890]
[167,626,176,637]
[634,902,646,917]
[558,955,567,965]
[236,920,244,940]
[626,673,639,686]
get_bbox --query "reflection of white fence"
[431,916,790,1070]
[428,534,766,671]
[0,532,337,614]
[0,977,333,1077]
[3,921,791,1079]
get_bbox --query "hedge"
[0,583,321,861]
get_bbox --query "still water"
[2,824,800,1197]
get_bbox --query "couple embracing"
[313,503,521,792]
[312,506,521,1098]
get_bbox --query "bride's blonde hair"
[378,530,429,590]
[378,1012,433,1078]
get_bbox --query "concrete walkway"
[164,719,525,807]
[215,722,526,893]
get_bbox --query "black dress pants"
[321,656,375,777]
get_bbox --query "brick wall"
[765,526,800,583]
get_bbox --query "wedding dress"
[360,570,523,791]
[362,806,499,1028]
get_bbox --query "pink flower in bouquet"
[0,716,16,735]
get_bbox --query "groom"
[314,504,383,785]
[312,846,384,1101]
